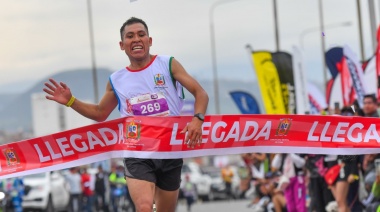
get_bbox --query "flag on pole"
[292,46,310,114]
[271,52,297,114]
[325,46,367,108]
[308,82,327,114]
[343,45,367,108]
[250,50,297,114]
[376,25,380,100]
[363,56,377,96]
[229,91,261,114]
[251,51,286,114]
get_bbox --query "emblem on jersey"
[154,74,165,86]
[3,148,20,166]
[126,120,141,141]
[276,118,292,136]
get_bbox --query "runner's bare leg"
[332,181,350,212]
[127,177,155,212]
[155,186,180,212]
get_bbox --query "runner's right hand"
[43,78,73,105]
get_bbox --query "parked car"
[22,171,70,211]
[200,166,241,200]
[180,162,213,201]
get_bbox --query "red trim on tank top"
[126,55,157,72]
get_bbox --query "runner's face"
[119,23,152,60]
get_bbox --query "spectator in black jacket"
[94,165,108,211]
[305,154,334,212]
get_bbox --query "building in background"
[31,93,94,137]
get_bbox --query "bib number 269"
[141,102,161,114]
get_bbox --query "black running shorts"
[123,158,183,191]
[336,161,358,182]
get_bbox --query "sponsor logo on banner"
[3,148,20,166]
[126,120,141,143]
[276,118,292,136]
[154,74,165,86]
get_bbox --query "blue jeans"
[82,195,93,212]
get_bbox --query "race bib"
[129,93,170,116]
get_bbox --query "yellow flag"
[252,52,286,114]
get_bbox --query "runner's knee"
[135,200,154,212]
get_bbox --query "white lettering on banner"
[308,121,380,143]
[118,123,125,144]
[320,122,331,142]
[364,124,380,142]
[87,131,106,150]
[308,122,319,141]
[33,127,119,163]
[170,123,182,145]
[212,122,227,143]
[170,120,272,145]
[45,142,62,159]
[347,123,364,142]
[170,122,193,145]
[332,122,349,142]
[70,134,89,152]
[255,121,271,140]
[223,122,239,142]
[240,121,259,141]
[56,138,74,157]
[99,128,118,145]
[201,122,211,143]
[34,144,51,163]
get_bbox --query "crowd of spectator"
[63,162,135,212]
[239,94,380,212]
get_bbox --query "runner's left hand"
[181,118,203,148]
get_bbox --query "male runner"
[43,17,209,212]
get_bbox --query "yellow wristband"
[65,96,76,107]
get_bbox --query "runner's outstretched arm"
[43,78,118,122]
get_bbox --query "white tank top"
[110,55,184,117]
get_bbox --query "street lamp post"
[210,0,280,114]
[209,0,248,114]
[368,0,377,51]
[318,0,327,94]
[356,0,365,61]
[86,0,99,103]
[273,0,280,51]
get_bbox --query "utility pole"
[87,0,99,103]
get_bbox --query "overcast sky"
[0,0,378,94]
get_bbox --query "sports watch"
[194,113,205,121]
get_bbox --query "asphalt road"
[176,199,259,212]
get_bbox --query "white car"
[180,162,213,201]
[22,171,70,211]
